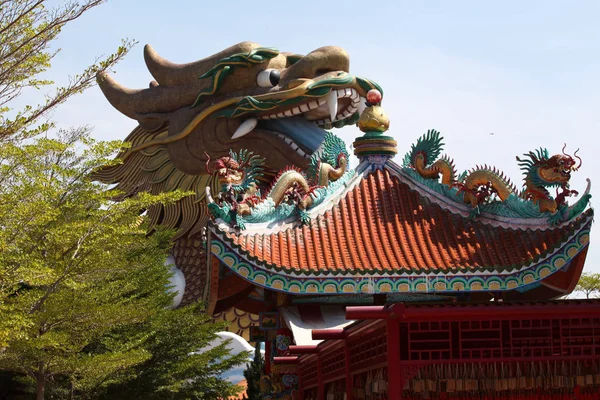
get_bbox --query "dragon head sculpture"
[517,146,583,213]
[517,146,581,189]
[95,42,381,238]
[97,42,381,175]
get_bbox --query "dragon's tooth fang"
[327,90,338,121]
[358,97,367,115]
[231,118,258,139]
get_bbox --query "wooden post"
[317,355,324,400]
[344,339,353,400]
[297,362,304,400]
[387,318,402,399]
[265,340,271,374]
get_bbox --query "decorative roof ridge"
[211,167,367,236]
[385,159,594,231]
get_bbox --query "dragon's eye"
[257,69,280,87]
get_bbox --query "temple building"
[96,42,596,399]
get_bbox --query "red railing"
[349,325,387,372]
[399,317,600,363]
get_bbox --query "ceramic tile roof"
[228,379,247,400]
[222,169,591,274]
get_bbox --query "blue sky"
[35,1,598,273]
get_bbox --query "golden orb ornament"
[358,89,390,133]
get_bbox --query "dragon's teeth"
[326,90,338,121]
[296,147,306,157]
[299,103,309,112]
[231,118,258,139]
[308,100,319,109]
[357,96,367,115]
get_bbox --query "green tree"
[0,129,181,398]
[0,0,133,347]
[575,272,600,299]
[98,306,247,400]
[0,3,246,398]
[0,0,134,141]
[0,129,246,399]
[243,343,264,400]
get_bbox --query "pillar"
[317,355,324,400]
[387,318,402,399]
[344,339,353,400]
[265,340,271,374]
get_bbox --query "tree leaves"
[575,272,600,299]
[0,0,136,141]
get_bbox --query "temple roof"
[220,168,590,274]
[208,159,593,297]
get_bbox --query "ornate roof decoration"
[206,94,593,299]
[93,41,594,305]
[353,89,396,163]
[208,168,591,296]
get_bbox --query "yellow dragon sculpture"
[404,130,589,217]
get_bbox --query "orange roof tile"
[228,379,247,400]
[222,169,589,274]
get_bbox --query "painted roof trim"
[209,219,591,295]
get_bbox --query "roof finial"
[353,89,397,163]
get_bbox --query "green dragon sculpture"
[206,143,348,230]
[403,130,591,223]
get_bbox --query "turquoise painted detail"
[231,170,354,225]
[201,47,280,79]
[207,149,264,229]
[402,129,444,168]
[209,222,591,295]
[399,130,592,225]
[566,192,592,220]
[291,293,447,305]
[392,161,587,223]
[355,76,384,97]
[192,47,280,107]
[308,131,350,180]
[212,73,369,127]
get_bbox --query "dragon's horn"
[573,148,582,171]
[204,152,212,175]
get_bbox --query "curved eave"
[208,218,592,297]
